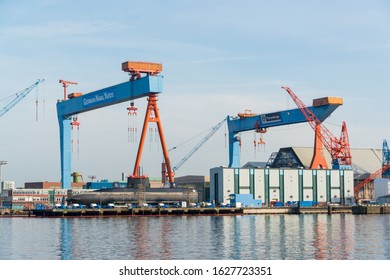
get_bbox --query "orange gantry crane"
[122,61,174,186]
[282,86,352,170]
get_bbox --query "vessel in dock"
[67,187,198,206]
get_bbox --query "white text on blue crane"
[83,92,115,107]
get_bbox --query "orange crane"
[282,86,352,169]
[59,80,78,100]
[122,62,174,186]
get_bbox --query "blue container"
[230,194,262,208]
[298,201,313,207]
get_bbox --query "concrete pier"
[31,206,354,217]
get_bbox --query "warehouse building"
[210,147,385,206]
[267,147,386,202]
[210,167,354,206]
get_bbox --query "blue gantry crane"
[170,95,342,174]
[56,61,173,189]
[0,79,44,118]
[226,96,343,168]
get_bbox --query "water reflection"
[59,219,72,260]
[1,215,389,260]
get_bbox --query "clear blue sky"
[0,0,389,187]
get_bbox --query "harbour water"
[0,214,389,260]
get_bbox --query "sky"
[0,0,389,187]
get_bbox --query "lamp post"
[0,161,7,207]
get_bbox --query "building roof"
[174,175,210,184]
[271,147,382,178]
[242,161,267,168]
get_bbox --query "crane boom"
[354,140,390,200]
[282,86,352,169]
[0,79,44,118]
[354,163,390,195]
[172,119,226,173]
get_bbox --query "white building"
[210,167,354,206]
[2,181,15,191]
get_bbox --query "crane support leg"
[228,133,241,168]
[310,124,329,169]
[132,93,174,186]
[59,117,72,189]
[56,71,163,190]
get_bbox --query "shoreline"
[1,205,388,218]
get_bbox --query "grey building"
[174,175,210,202]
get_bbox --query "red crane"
[282,86,352,169]
[59,80,78,100]
[354,163,390,201]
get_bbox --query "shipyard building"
[211,167,354,206]
[210,147,388,206]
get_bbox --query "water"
[0,214,389,260]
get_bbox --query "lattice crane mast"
[282,86,352,169]
[0,79,45,118]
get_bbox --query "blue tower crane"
[0,79,44,118]
[227,96,343,168]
